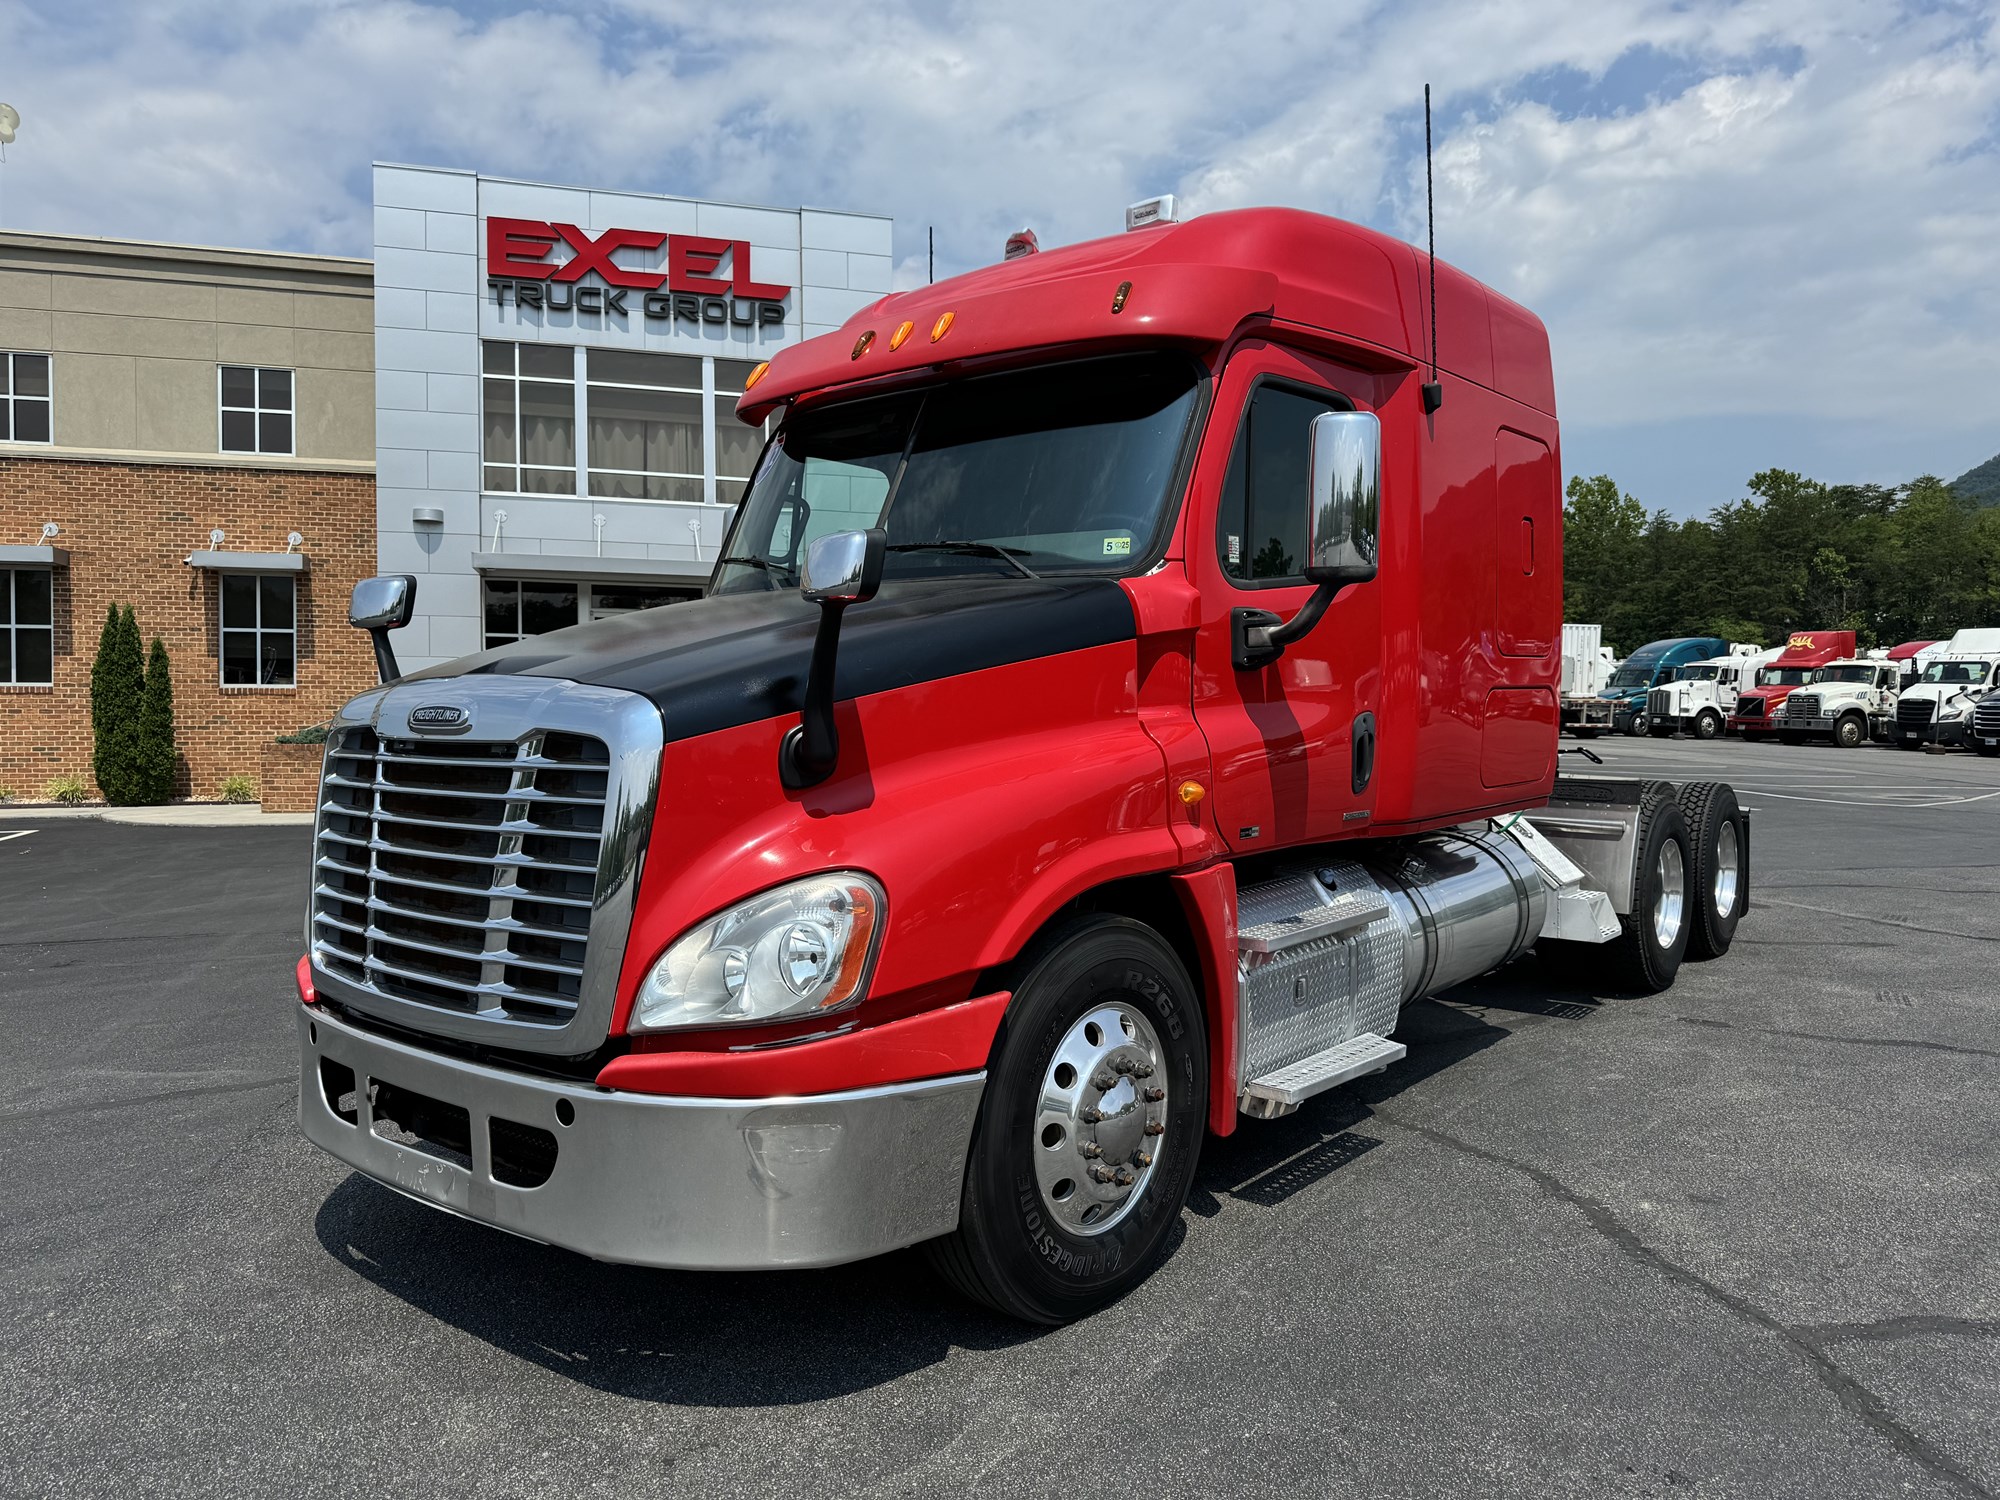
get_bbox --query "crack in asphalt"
[1754,895,2000,946]
[1668,1015,2000,1061]
[1794,1315,2000,1348]
[1376,1111,1996,1500]
[0,1075,293,1124]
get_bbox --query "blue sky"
[2,0,1997,515]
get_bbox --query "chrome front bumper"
[298,1006,984,1270]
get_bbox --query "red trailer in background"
[1729,630,1855,739]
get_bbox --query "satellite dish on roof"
[0,104,19,145]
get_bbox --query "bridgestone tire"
[1540,784,1692,994]
[925,915,1206,1325]
[1695,712,1722,740]
[1675,781,1746,959]
[1834,714,1865,749]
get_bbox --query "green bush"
[45,774,88,806]
[90,604,147,804]
[275,723,330,745]
[218,774,257,804]
[136,636,178,805]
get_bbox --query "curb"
[0,804,314,827]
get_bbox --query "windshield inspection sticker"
[1103,535,1132,556]
[1227,534,1242,565]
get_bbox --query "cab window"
[1215,382,1352,586]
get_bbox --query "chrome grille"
[1647,686,1673,719]
[1897,697,1935,728]
[1975,698,2000,737]
[1788,693,1821,720]
[312,728,609,1025]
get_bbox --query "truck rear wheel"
[1675,781,1746,959]
[1540,785,1692,994]
[1834,713,1865,749]
[926,915,1206,1325]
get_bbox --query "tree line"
[1562,469,2000,657]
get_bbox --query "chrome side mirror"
[800,528,886,604]
[782,529,887,789]
[350,575,416,631]
[1305,409,1380,587]
[349,575,417,683]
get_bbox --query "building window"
[483,342,576,494]
[219,366,294,455]
[587,350,704,504]
[714,358,769,506]
[220,574,296,686]
[1,567,53,684]
[1,352,52,445]
[482,577,697,648]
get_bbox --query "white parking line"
[0,829,36,843]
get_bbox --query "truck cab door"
[1187,342,1383,852]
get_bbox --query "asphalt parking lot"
[2,737,1995,1499]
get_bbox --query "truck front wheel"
[1695,710,1722,740]
[1834,713,1866,749]
[927,915,1207,1324]
[1626,712,1650,736]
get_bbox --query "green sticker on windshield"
[1103,535,1132,556]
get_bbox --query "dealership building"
[369,164,894,673]
[0,168,892,802]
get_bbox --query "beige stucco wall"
[0,233,373,470]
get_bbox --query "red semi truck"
[297,207,1751,1323]
[1727,630,1854,740]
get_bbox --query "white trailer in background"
[1560,623,1618,736]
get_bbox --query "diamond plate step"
[1239,1032,1407,1121]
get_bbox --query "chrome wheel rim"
[1714,820,1740,918]
[1654,839,1686,949]
[1032,1002,1167,1237]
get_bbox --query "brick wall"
[0,457,375,801]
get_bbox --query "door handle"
[1352,711,1377,794]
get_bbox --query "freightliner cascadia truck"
[1727,631,1854,740]
[296,206,1752,1324]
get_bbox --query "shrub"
[45,774,88,806]
[218,774,257,804]
[136,636,178,805]
[275,723,331,745]
[0,785,12,802]
[90,604,147,804]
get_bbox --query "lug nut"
[1133,1063,1154,1079]
[1090,1165,1116,1184]
[1078,1141,1102,1159]
[1114,1166,1137,1187]
[1134,1151,1152,1168]
[1093,1071,1116,1090]
[1112,1057,1135,1074]
[1144,1087,1165,1102]
[1144,1121,1164,1137]
[1080,1107,1101,1124]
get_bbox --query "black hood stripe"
[411,577,1137,743]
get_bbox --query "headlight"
[630,872,884,1032]
[1941,698,1969,719]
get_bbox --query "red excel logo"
[486,218,791,299]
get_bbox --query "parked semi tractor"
[1893,628,2000,749]
[1728,631,1855,740]
[1595,637,1730,735]
[1972,684,2000,757]
[1778,656,1902,746]
[1559,623,1618,736]
[1646,644,1773,739]
[294,207,1752,1324]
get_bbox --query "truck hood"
[400,575,1137,744]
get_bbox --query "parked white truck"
[1778,658,1903,747]
[1559,623,1618,736]
[1892,628,2000,749]
[1647,644,1776,739]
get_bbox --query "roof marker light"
[890,320,914,351]
[930,311,955,344]
[1125,195,1178,231]
[743,360,771,391]
[1004,228,1038,260]
[1111,280,1133,314]
[851,330,876,360]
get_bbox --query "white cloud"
[1,0,1995,501]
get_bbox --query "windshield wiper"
[713,554,795,591]
[885,541,1039,579]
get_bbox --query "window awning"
[0,545,68,566]
[471,552,711,588]
[184,550,308,574]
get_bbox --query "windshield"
[1607,657,1662,690]
[711,352,1202,593]
[1761,667,1815,687]
[1679,665,1722,682]
[1819,664,1875,684]
[1919,660,1993,685]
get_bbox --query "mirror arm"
[779,602,850,789]
[1231,581,1338,671]
[370,631,402,686]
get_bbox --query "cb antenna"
[1422,84,1443,414]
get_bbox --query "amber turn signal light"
[851,330,876,359]
[889,320,914,351]
[743,360,771,391]
[930,310,955,343]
